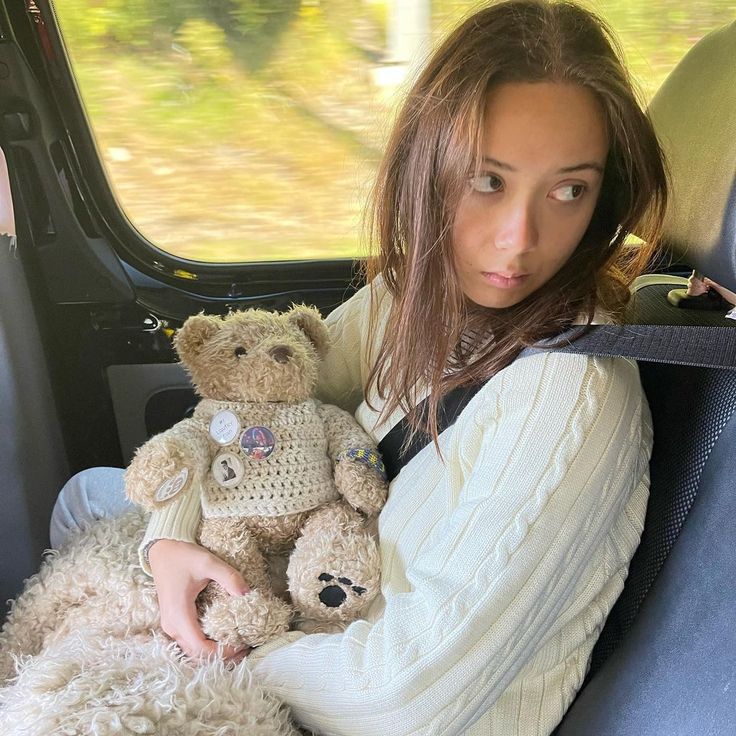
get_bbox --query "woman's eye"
[469,174,503,194]
[551,183,586,202]
[234,347,247,357]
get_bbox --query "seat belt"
[378,323,736,481]
[535,324,736,368]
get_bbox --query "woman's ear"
[286,304,330,359]
[173,313,221,363]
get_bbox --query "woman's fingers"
[703,277,736,305]
[155,574,211,656]
[172,600,220,659]
[165,595,245,660]
[205,556,251,597]
[149,538,250,660]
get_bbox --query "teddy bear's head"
[174,305,330,403]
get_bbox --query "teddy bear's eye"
[234,347,247,358]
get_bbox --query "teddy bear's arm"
[125,418,211,510]
[316,403,388,516]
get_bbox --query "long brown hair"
[364,0,668,444]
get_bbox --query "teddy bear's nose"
[269,345,293,364]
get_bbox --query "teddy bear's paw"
[318,573,368,608]
[293,567,378,623]
[125,435,198,509]
[288,525,380,623]
[201,590,292,649]
[334,460,388,516]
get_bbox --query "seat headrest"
[647,21,736,291]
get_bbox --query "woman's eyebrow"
[482,156,517,171]
[557,162,605,174]
[482,156,604,174]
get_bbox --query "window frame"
[14,0,358,306]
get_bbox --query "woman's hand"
[148,538,250,661]
[703,277,736,306]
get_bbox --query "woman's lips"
[481,271,530,289]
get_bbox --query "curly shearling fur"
[0,510,301,735]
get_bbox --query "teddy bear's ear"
[173,313,221,362]
[287,304,330,359]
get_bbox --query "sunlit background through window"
[54,0,736,263]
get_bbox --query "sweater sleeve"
[138,486,202,573]
[315,276,389,414]
[251,353,651,735]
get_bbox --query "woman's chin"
[463,284,533,309]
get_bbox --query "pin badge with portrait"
[212,451,244,488]
[154,467,190,503]
[240,426,276,461]
[209,410,240,445]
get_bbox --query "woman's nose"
[494,200,538,252]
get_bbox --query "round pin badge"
[240,426,276,460]
[209,410,240,445]
[154,467,190,503]
[211,451,244,488]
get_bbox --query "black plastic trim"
[0,38,133,304]
[122,260,362,322]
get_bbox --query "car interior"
[0,2,734,733]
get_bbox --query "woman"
[52,1,667,733]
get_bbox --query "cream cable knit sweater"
[144,279,652,735]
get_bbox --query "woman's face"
[452,82,609,309]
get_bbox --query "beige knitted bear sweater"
[139,394,377,566]
[194,398,340,518]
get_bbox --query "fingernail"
[226,650,247,666]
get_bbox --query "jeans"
[49,467,132,549]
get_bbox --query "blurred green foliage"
[54,0,735,263]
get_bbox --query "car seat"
[555,20,736,735]
[0,152,69,610]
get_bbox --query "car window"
[53,0,736,265]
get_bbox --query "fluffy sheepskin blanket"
[0,509,302,736]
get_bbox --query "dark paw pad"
[317,573,367,608]
[319,585,347,607]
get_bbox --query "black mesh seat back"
[587,363,736,673]
[556,364,736,734]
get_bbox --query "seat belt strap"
[531,324,736,369]
[378,323,736,480]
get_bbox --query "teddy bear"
[125,304,388,649]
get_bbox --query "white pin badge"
[211,452,244,488]
[209,410,240,446]
[154,467,190,503]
